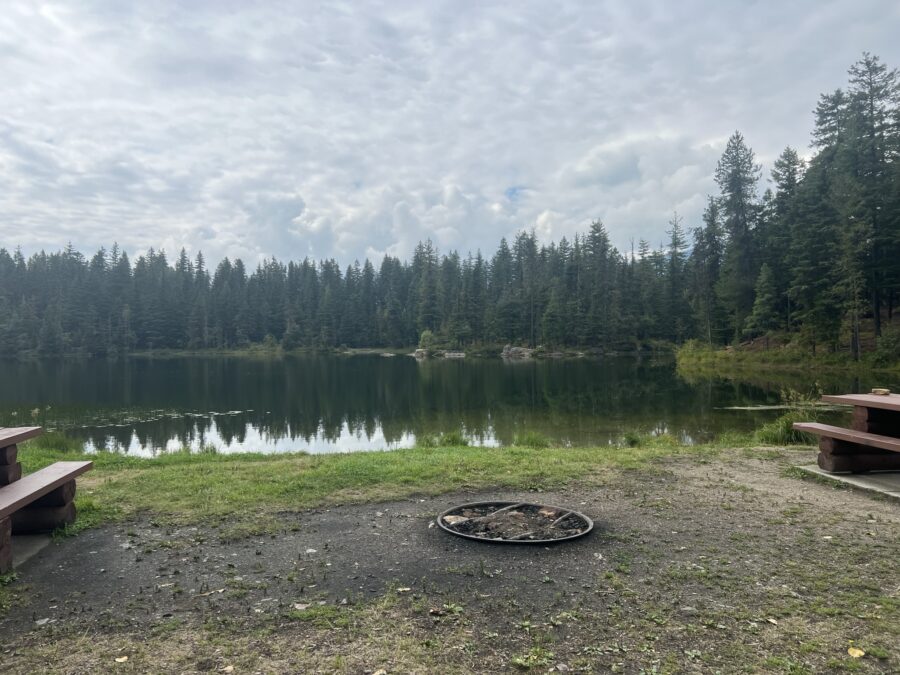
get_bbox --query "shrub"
[754,386,823,445]
[511,431,551,448]
[872,328,900,367]
[755,409,819,445]
[416,434,438,448]
[24,432,83,454]
[418,329,435,350]
[437,431,469,446]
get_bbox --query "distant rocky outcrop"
[412,349,466,359]
[501,344,534,360]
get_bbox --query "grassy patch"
[0,572,23,614]
[5,594,481,674]
[755,409,820,445]
[286,604,351,628]
[512,431,551,448]
[19,435,715,527]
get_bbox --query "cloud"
[0,0,897,264]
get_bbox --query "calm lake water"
[0,354,889,456]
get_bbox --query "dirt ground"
[1,450,898,674]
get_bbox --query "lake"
[0,354,887,456]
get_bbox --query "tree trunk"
[873,284,882,336]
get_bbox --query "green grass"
[20,433,718,529]
[512,431,551,448]
[416,431,470,447]
[286,605,351,628]
[754,410,821,445]
[0,572,21,614]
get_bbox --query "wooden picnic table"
[821,392,900,412]
[0,427,93,572]
[821,393,900,437]
[793,392,900,473]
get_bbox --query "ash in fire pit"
[437,501,593,544]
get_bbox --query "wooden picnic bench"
[793,392,900,473]
[0,427,92,573]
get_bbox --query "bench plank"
[793,422,900,454]
[0,461,93,520]
[821,393,900,413]
[0,427,43,448]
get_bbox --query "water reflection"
[0,355,877,456]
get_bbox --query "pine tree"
[689,198,726,345]
[666,212,690,342]
[714,131,761,341]
[769,147,805,330]
[845,53,899,334]
[744,264,779,347]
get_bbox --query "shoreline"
[676,342,900,375]
[1,344,675,361]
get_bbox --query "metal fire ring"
[436,500,594,544]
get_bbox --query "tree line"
[0,54,898,358]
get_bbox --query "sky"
[1,1,899,266]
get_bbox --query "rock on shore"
[501,344,534,360]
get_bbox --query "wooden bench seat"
[0,440,93,572]
[792,422,900,454]
[0,427,43,448]
[793,421,900,472]
[0,427,42,468]
[0,462,94,520]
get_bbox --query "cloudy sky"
[1,1,898,265]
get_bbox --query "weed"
[286,605,350,629]
[512,431,551,448]
[511,647,555,670]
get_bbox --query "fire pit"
[437,501,593,544]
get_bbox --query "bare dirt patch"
[1,449,898,673]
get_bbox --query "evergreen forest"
[1,54,898,358]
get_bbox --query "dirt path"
[1,450,898,673]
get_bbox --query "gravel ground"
[1,449,898,674]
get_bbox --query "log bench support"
[0,427,92,573]
[851,405,900,436]
[793,421,900,473]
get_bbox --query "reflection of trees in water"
[0,355,856,453]
[675,361,873,396]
